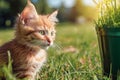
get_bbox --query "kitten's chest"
[29,49,47,68]
[13,49,47,74]
[32,50,46,64]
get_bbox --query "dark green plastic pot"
[96,27,120,80]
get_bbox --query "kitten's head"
[15,0,58,49]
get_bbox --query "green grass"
[95,0,120,28]
[0,23,110,80]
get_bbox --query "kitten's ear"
[19,0,38,24]
[48,10,58,22]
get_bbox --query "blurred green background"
[0,0,98,27]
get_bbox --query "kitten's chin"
[33,43,50,49]
[28,40,53,49]
[39,42,53,50]
[42,46,49,50]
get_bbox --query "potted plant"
[94,0,120,80]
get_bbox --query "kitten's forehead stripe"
[38,15,54,29]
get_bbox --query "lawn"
[0,23,109,80]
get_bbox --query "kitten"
[0,0,58,80]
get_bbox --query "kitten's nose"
[45,36,51,46]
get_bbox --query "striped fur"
[0,0,58,80]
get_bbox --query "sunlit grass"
[0,23,110,80]
[94,0,120,27]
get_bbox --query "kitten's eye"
[39,30,45,35]
[51,31,54,36]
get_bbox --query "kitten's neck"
[13,38,41,51]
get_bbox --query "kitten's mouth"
[46,43,50,46]
[41,42,53,47]
[30,40,52,48]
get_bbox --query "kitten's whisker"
[55,43,63,50]
[51,41,63,53]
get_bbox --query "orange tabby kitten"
[0,0,58,80]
